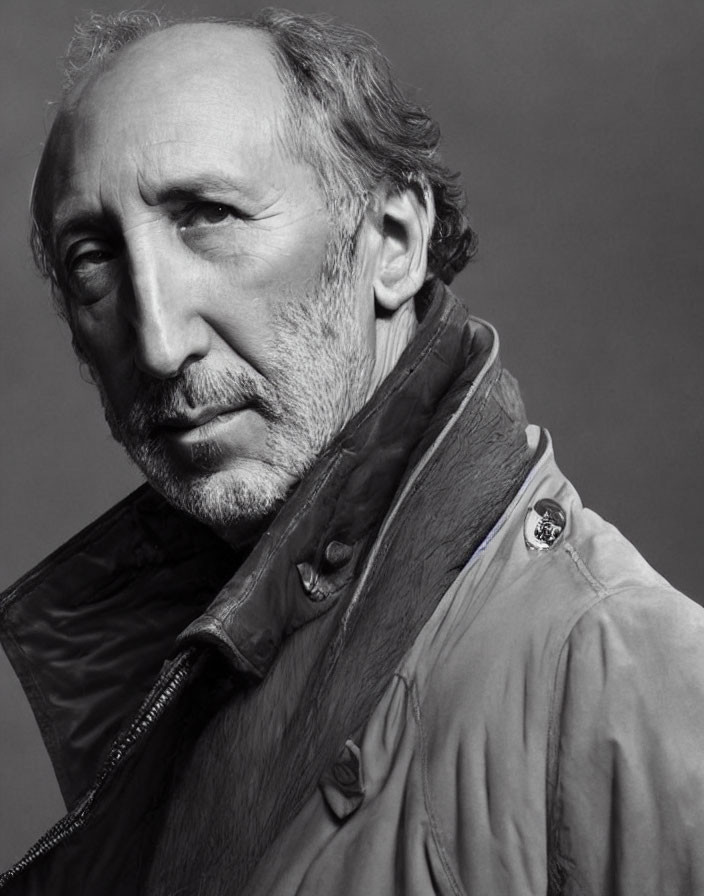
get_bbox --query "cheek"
[196,271,277,371]
[73,301,123,360]
[285,216,331,283]
[71,304,136,404]
[201,257,323,372]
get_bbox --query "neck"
[365,300,418,401]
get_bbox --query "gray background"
[0,0,703,869]
[1,0,703,605]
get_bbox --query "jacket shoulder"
[400,429,704,795]
[410,432,681,658]
[549,574,704,893]
[0,485,236,808]
[0,643,65,869]
[396,432,704,893]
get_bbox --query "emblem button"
[524,498,567,551]
[320,739,366,820]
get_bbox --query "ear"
[371,183,435,312]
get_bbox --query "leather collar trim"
[178,283,512,677]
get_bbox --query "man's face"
[47,25,377,538]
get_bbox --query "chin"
[135,449,298,537]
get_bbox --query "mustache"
[122,366,276,437]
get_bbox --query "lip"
[158,403,251,436]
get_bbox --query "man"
[1,8,703,895]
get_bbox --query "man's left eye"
[180,203,236,228]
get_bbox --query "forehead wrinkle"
[51,119,301,249]
[39,25,309,263]
[132,153,271,207]
[52,112,283,220]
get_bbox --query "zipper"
[0,648,198,889]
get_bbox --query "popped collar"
[177,279,483,676]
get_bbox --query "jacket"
[1,284,704,894]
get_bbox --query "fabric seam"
[411,678,467,896]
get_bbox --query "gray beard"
[95,247,373,539]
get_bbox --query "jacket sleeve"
[550,586,704,896]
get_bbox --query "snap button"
[323,540,353,570]
[297,541,356,603]
[332,755,359,790]
[319,739,366,820]
[524,498,566,551]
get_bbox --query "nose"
[124,235,210,379]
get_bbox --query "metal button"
[323,540,353,570]
[332,758,358,790]
[524,498,566,551]
[319,739,366,820]
[330,740,364,795]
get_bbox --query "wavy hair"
[31,7,477,310]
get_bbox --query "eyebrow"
[143,172,253,206]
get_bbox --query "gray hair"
[31,7,477,309]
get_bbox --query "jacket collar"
[178,281,516,677]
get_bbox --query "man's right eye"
[64,242,118,304]
[66,242,115,270]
